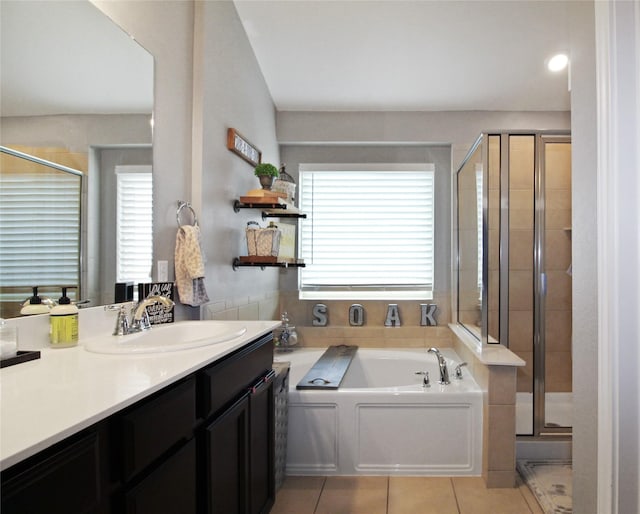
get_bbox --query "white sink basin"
[84,321,247,354]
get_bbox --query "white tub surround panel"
[278,348,482,476]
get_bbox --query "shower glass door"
[539,136,572,432]
[507,133,572,436]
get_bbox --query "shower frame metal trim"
[534,133,573,437]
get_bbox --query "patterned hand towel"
[175,225,209,306]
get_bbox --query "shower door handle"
[540,273,547,297]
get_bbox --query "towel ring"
[176,201,198,227]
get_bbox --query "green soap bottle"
[50,287,78,348]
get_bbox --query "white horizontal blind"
[116,166,153,284]
[0,168,81,302]
[299,164,435,298]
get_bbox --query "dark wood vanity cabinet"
[199,332,275,514]
[0,428,109,514]
[115,376,198,514]
[0,332,275,514]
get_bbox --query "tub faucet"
[428,347,450,385]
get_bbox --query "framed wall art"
[227,128,261,167]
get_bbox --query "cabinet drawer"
[124,438,196,514]
[200,333,273,419]
[2,431,101,514]
[120,377,196,481]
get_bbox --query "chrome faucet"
[428,347,450,385]
[108,295,175,335]
[130,295,175,332]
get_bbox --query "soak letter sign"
[312,303,438,327]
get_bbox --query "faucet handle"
[133,307,152,331]
[107,304,130,336]
[455,362,468,379]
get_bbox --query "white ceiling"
[0,1,572,117]
[233,0,572,112]
[0,1,153,117]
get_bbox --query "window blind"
[298,164,435,299]
[0,168,81,303]
[116,166,153,285]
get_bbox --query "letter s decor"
[312,304,328,326]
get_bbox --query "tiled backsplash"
[201,290,280,322]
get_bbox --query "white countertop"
[0,320,280,471]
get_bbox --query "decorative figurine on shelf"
[254,162,279,190]
[276,311,298,352]
[271,163,297,203]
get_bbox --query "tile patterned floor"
[272,475,545,514]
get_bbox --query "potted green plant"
[254,162,279,189]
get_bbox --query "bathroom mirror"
[0,1,153,317]
[456,136,484,341]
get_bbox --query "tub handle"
[455,362,468,379]
[308,377,331,385]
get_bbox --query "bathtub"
[275,347,482,476]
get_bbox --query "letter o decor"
[349,304,365,326]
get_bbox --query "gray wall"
[94,0,280,319]
[193,1,280,308]
[568,2,598,512]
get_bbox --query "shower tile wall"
[505,137,572,396]
[544,142,572,393]
[508,136,535,394]
[487,136,501,341]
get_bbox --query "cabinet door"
[248,373,275,514]
[204,393,250,514]
[1,431,101,514]
[123,439,196,514]
[120,376,196,481]
[200,333,273,419]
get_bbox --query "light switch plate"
[157,260,168,282]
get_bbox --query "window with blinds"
[0,153,82,310]
[116,166,153,285]
[298,163,435,300]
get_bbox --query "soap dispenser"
[50,287,78,348]
[20,287,51,316]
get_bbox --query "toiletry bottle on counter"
[50,287,78,348]
[20,287,51,315]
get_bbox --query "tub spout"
[428,347,450,385]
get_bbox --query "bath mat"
[517,459,572,514]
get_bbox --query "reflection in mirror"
[0,147,83,318]
[0,1,153,317]
[456,136,484,341]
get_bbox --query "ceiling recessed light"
[548,53,569,72]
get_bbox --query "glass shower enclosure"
[454,131,572,437]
